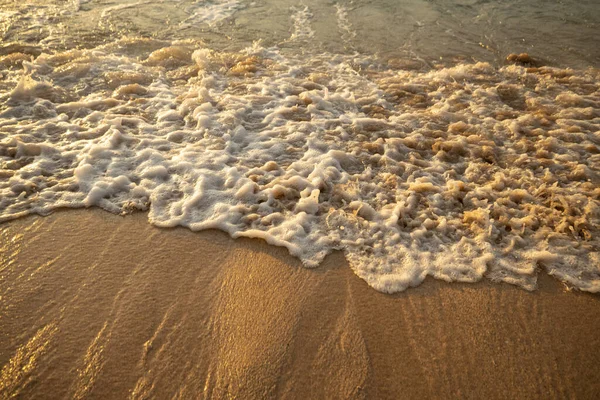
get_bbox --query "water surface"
[0,0,598,293]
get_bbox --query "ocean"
[0,0,598,292]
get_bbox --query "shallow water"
[1,0,599,67]
[0,0,599,292]
[1,210,599,399]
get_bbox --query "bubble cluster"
[0,38,598,292]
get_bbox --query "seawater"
[0,0,598,293]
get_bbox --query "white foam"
[181,0,245,28]
[0,39,599,294]
[288,6,315,41]
[335,4,356,43]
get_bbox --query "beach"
[1,0,599,397]
[1,209,599,399]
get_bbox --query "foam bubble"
[181,0,245,28]
[0,38,599,293]
[288,6,315,42]
[335,4,356,43]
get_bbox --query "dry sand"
[0,209,599,399]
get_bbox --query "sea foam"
[0,38,598,293]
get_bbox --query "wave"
[0,37,598,292]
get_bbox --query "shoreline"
[1,208,599,398]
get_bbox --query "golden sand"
[0,209,599,399]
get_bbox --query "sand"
[0,209,599,399]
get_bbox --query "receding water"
[1,0,599,67]
[0,0,599,292]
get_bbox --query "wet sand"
[0,209,599,399]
